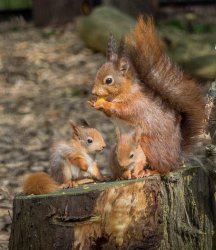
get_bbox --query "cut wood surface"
[9,165,215,250]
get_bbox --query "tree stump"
[9,165,215,250]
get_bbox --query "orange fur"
[23,172,58,195]
[23,122,106,195]
[91,17,205,173]
[109,128,147,179]
[68,155,89,171]
[50,123,106,183]
[124,17,206,152]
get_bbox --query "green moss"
[77,6,136,53]
[16,175,160,200]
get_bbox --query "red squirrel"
[89,17,205,174]
[110,127,148,180]
[23,121,106,195]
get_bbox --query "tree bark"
[32,0,82,26]
[9,165,215,250]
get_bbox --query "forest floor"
[0,19,116,249]
[0,16,213,249]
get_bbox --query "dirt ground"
[0,19,116,249]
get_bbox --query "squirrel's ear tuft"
[119,57,130,76]
[133,127,142,145]
[79,118,90,128]
[107,32,118,63]
[69,120,80,138]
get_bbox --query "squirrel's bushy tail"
[23,172,59,195]
[124,16,206,152]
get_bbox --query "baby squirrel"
[23,121,106,195]
[110,127,148,180]
[89,16,205,174]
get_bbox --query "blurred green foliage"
[40,28,56,39]
[0,0,31,10]
[164,18,216,33]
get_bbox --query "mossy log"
[77,6,136,53]
[9,165,215,250]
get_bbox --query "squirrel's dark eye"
[87,138,93,144]
[130,153,134,159]
[104,76,113,85]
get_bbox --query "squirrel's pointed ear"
[79,118,90,128]
[69,120,80,138]
[119,57,130,76]
[107,32,118,63]
[133,127,142,145]
[115,127,121,141]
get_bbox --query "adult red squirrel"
[89,16,205,174]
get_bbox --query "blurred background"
[0,0,215,248]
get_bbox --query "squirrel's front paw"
[132,170,145,178]
[88,98,107,110]
[121,170,132,180]
[88,99,96,108]
[61,180,77,189]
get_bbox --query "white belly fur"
[84,154,95,176]
[65,154,94,179]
